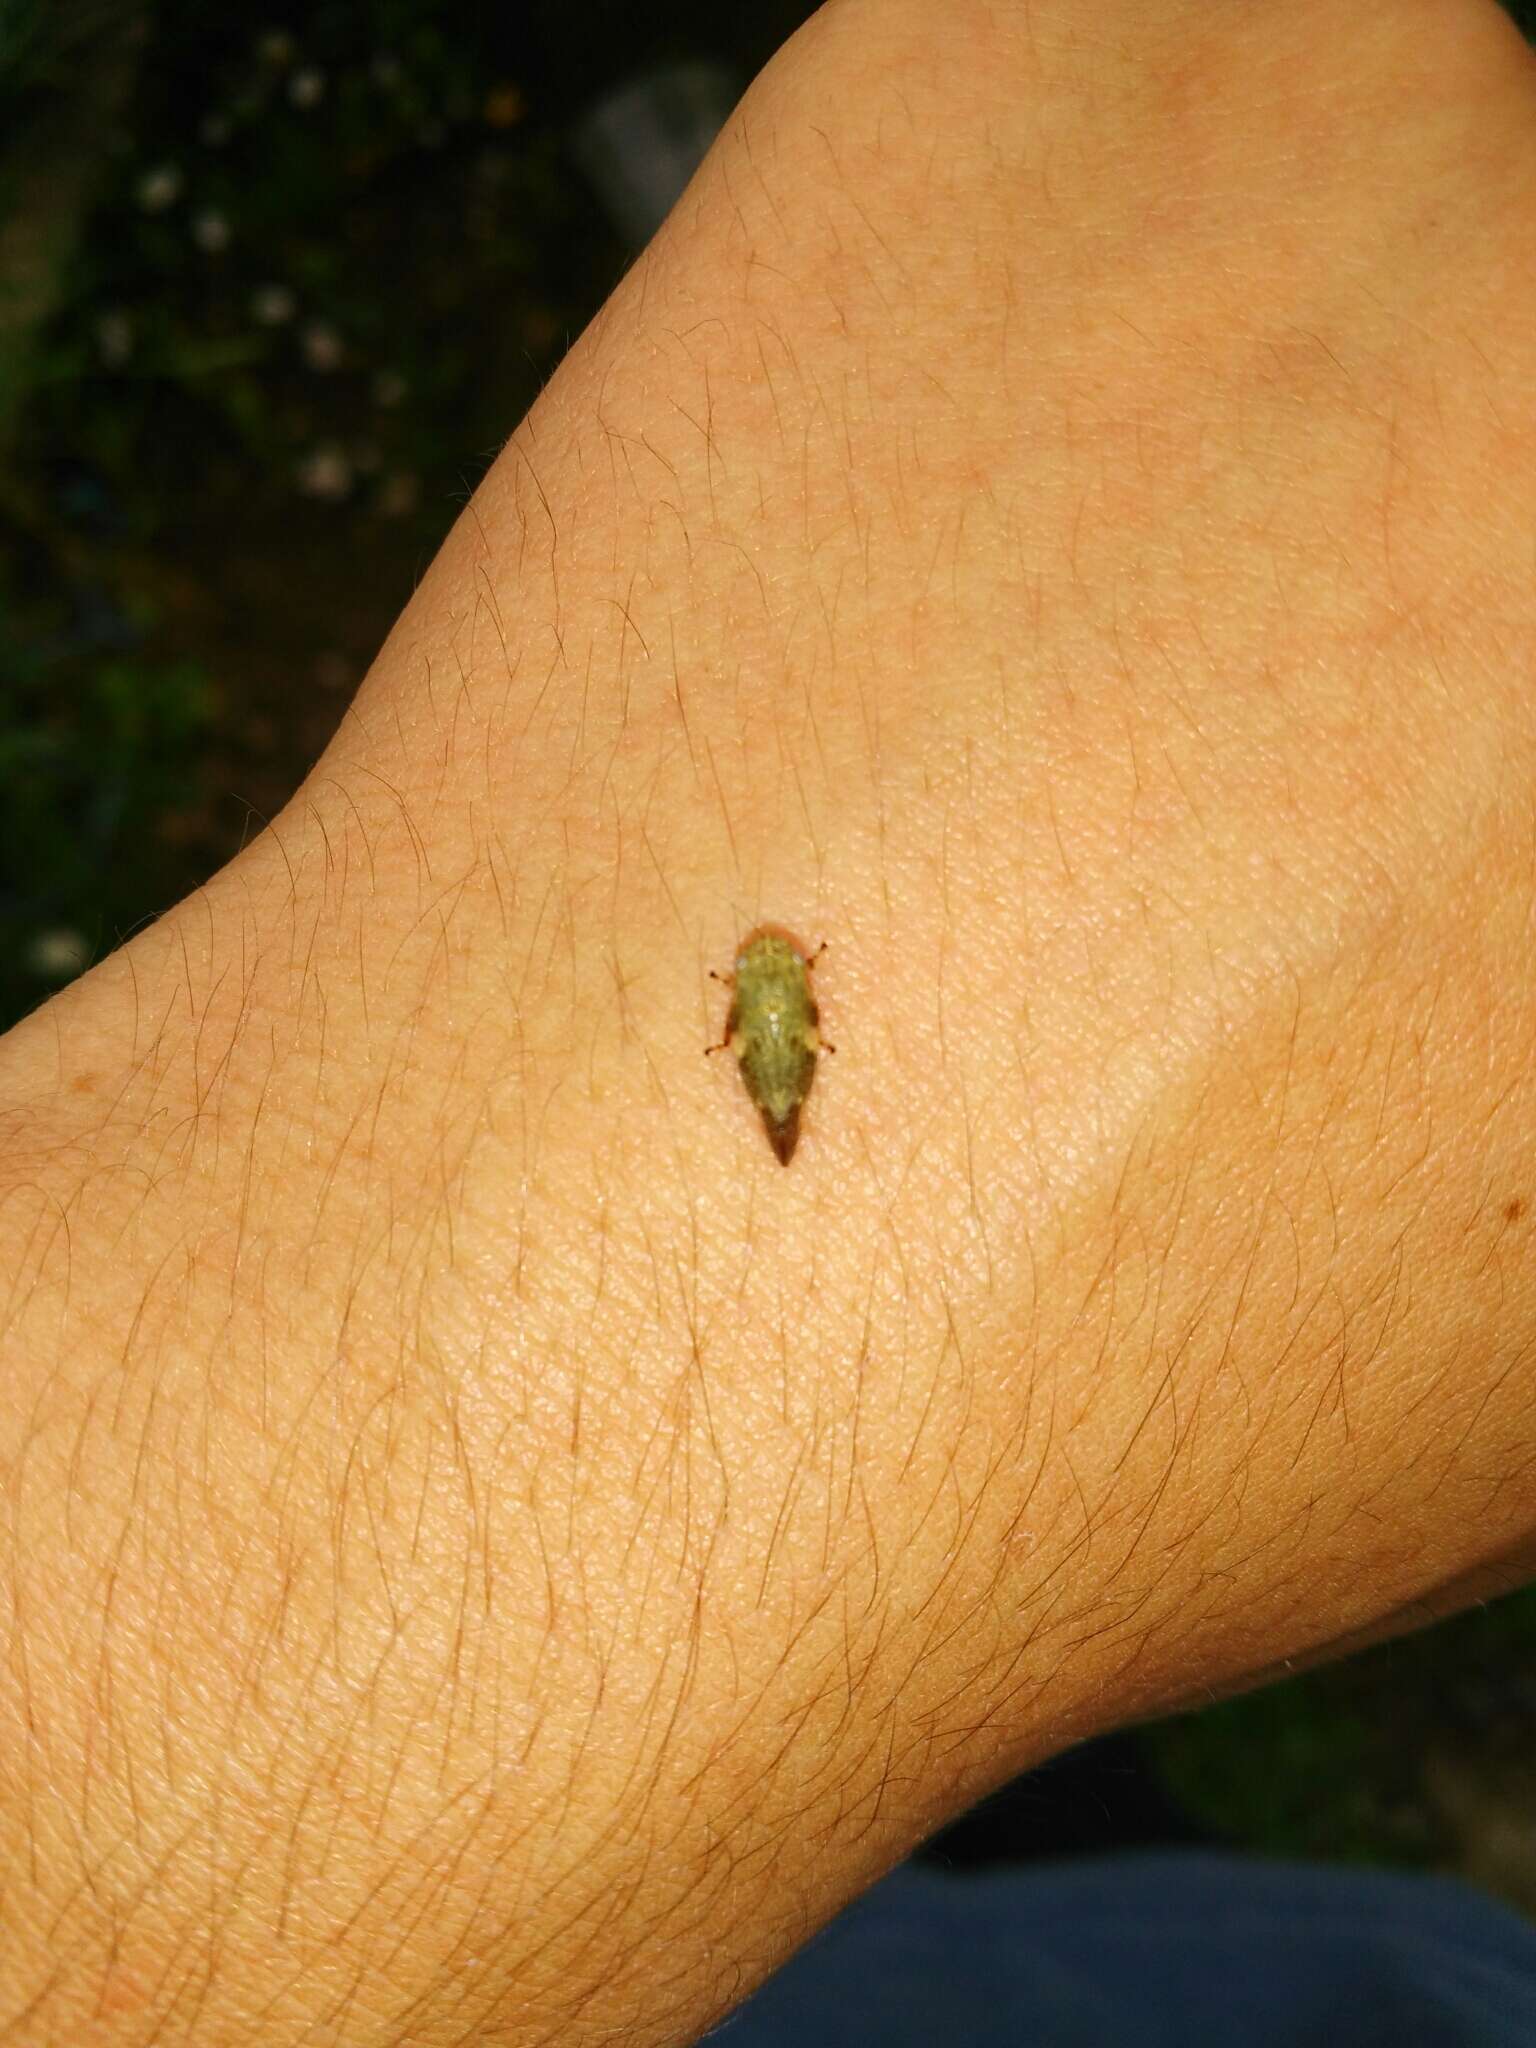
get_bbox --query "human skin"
[4,0,1536,2040]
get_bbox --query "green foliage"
[0,1,613,1029]
[1148,1583,1536,1868]
[17,0,595,537]
[1150,1673,1436,1868]
[0,0,48,107]
[0,584,216,1022]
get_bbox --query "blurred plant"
[1148,1582,1536,1877]
[0,0,55,122]
[9,0,602,546]
[0,0,618,1028]
[0,2,146,450]
[0,585,216,1024]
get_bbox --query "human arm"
[4,0,1536,2040]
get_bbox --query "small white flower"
[371,368,407,408]
[288,65,325,108]
[301,320,344,370]
[191,209,230,252]
[95,311,133,365]
[27,928,91,979]
[296,445,352,500]
[313,651,353,692]
[258,30,294,66]
[251,283,296,325]
[137,163,183,211]
[482,83,526,129]
[378,471,419,517]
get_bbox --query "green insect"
[707,929,830,1165]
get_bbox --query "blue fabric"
[714,1851,1536,2046]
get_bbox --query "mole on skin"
[708,929,826,1165]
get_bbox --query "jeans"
[716,1851,1536,2046]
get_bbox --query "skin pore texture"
[4,0,1536,2040]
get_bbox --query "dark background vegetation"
[5,0,1536,1902]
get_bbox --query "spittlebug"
[707,929,829,1165]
